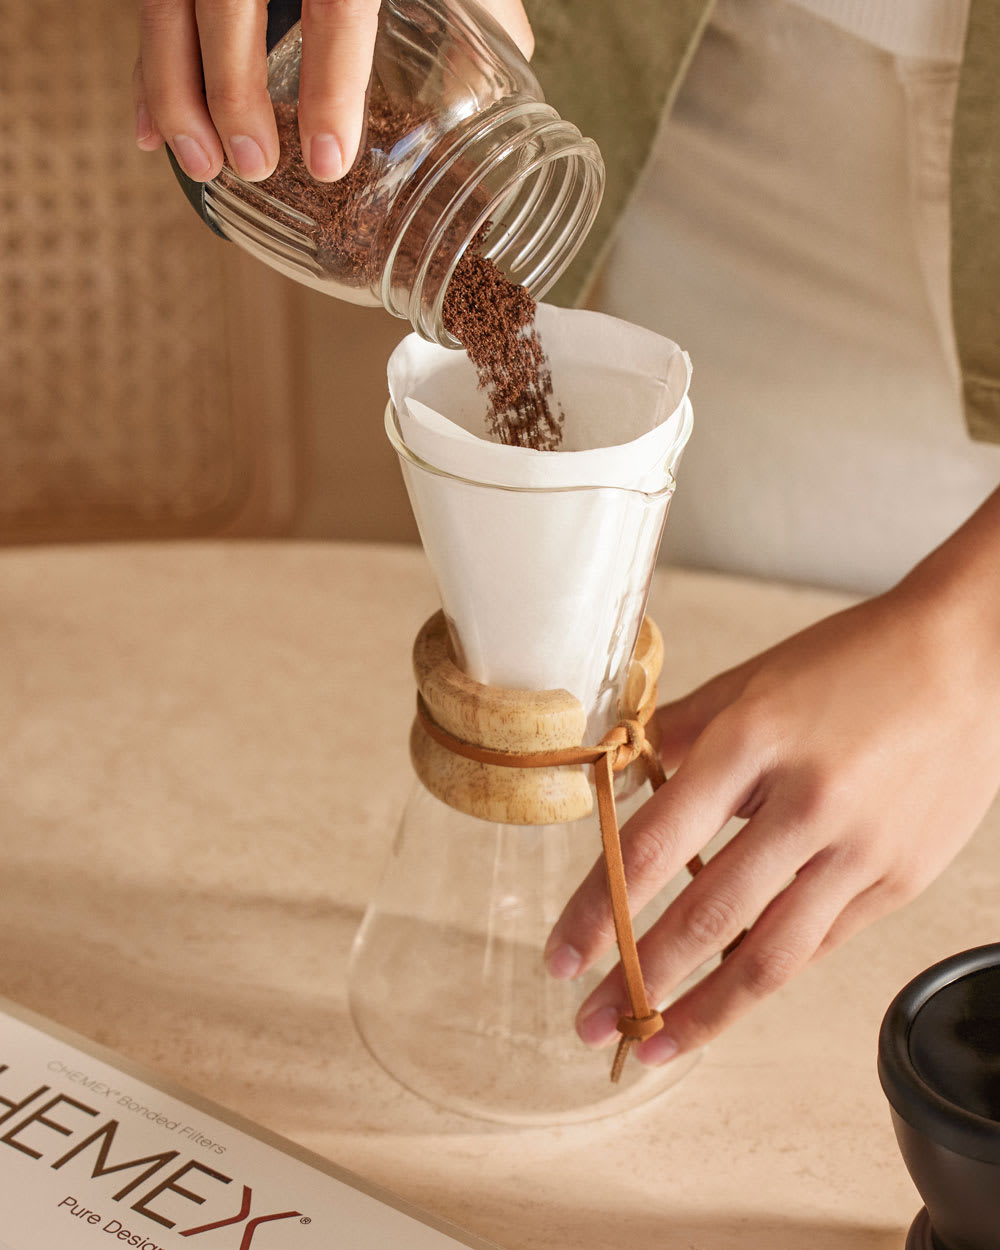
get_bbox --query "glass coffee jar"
[170,0,604,345]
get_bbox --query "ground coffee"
[442,234,561,451]
[227,99,562,451]
[242,94,424,288]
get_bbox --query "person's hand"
[133,0,534,184]
[544,495,1000,1067]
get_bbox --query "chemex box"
[0,996,500,1250]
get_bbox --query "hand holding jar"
[133,0,534,183]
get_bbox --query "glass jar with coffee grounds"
[170,0,604,346]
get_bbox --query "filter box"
[0,997,500,1250]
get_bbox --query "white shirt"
[596,0,997,594]
[789,0,969,60]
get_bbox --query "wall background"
[0,0,416,546]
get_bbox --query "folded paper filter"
[386,305,693,728]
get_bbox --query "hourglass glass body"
[347,398,701,1124]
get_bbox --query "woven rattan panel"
[0,0,297,542]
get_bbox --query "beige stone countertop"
[1,541,996,1249]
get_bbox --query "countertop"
[2,541,996,1249]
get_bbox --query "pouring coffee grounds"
[442,233,561,452]
[232,100,562,452]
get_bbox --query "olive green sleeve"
[951,0,1000,444]
[523,0,716,308]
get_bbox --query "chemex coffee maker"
[879,943,1000,1250]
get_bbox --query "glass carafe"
[347,400,701,1124]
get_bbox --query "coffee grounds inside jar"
[236,93,424,287]
[231,98,562,451]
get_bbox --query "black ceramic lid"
[879,943,1000,1164]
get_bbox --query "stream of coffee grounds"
[442,233,562,452]
[230,100,563,452]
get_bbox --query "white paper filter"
[387,305,693,717]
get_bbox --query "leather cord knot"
[599,718,647,771]
[609,1009,666,1084]
[617,1010,664,1041]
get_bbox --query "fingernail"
[577,1004,621,1048]
[637,1032,679,1067]
[229,134,269,180]
[307,133,343,181]
[172,134,213,180]
[135,101,154,144]
[544,943,582,980]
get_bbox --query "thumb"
[477,0,535,59]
